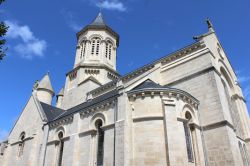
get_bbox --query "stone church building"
[1,12,250,166]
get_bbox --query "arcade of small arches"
[78,36,115,61]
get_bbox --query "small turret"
[56,87,64,108]
[36,73,55,105]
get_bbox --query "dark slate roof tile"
[131,79,162,91]
[50,89,119,122]
[40,102,65,122]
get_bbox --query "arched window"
[80,41,86,59]
[95,119,104,166]
[221,78,243,136]
[18,132,25,157]
[57,131,64,166]
[243,144,250,165]
[239,142,248,166]
[91,37,101,55]
[105,41,112,60]
[183,112,194,162]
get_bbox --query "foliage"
[0,0,8,60]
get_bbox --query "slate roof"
[77,12,119,46]
[90,12,106,26]
[131,79,162,91]
[40,102,65,122]
[49,89,120,123]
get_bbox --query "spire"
[206,18,215,32]
[57,87,64,97]
[90,12,106,26]
[37,73,54,93]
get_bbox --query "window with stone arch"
[80,40,87,59]
[243,144,250,165]
[217,43,224,59]
[56,130,65,166]
[91,37,101,56]
[95,119,105,166]
[18,132,25,157]
[239,142,248,166]
[220,67,243,137]
[183,111,195,163]
[105,40,113,60]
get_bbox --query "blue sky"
[0,0,250,140]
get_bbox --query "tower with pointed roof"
[36,73,55,105]
[62,13,120,109]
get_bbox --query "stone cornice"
[66,64,120,77]
[202,120,234,131]
[49,116,73,128]
[10,136,34,146]
[89,81,117,96]
[89,41,205,97]
[79,98,117,118]
[160,42,206,65]
[231,93,246,102]
[101,123,115,130]
[79,129,97,137]
[76,25,120,46]
[133,116,164,122]
[46,136,70,145]
[127,88,199,109]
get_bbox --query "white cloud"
[244,85,250,102]
[5,20,47,59]
[0,129,8,142]
[96,0,127,12]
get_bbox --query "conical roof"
[57,87,64,97]
[132,79,162,91]
[77,12,119,46]
[37,73,54,93]
[90,12,106,26]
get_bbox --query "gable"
[8,96,44,144]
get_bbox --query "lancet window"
[18,132,25,157]
[183,112,194,162]
[95,119,104,166]
[57,131,64,166]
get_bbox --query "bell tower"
[61,12,120,109]
[74,12,119,70]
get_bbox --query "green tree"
[0,0,8,60]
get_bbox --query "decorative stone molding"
[85,69,100,74]
[122,65,155,82]
[245,138,250,143]
[133,116,164,122]
[231,93,245,102]
[10,136,34,146]
[160,42,205,65]
[47,136,70,145]
[202,120,234,131]
[101,123,115,130]
[89,42,205,97]
[68,70,77,81]
[108,72,119,80]
[49,116,74,128]
[128,88,199,109]
[79,99,117,118]
[79,129,97,137]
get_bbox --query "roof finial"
[206,18,214,32]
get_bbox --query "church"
[0,12,250,166]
